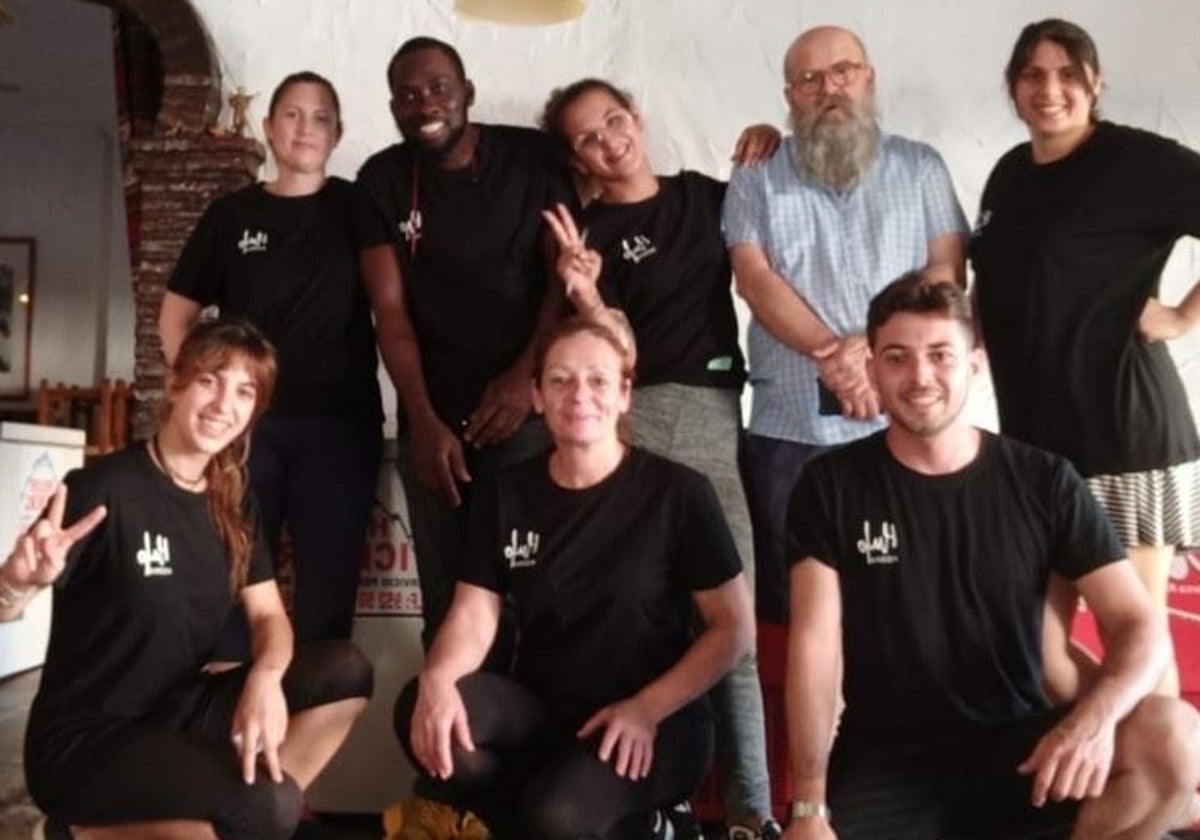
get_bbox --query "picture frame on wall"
[0,237,36,399]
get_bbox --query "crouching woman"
[1,320,373,840]
[395,317,754,840]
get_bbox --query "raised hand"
[731,123,783,166]
[542,203,604,314]
[4,484,107,590]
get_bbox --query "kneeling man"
[783,274,1200,840]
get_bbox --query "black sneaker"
[650,808,676,840]
[728,819,784,840]
[667,801,705,840]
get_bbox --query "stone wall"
[126,134,263,436]
[85,0,265,436]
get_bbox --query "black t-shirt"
[970,122,1200,476]
[26,446,273,788]
[461,447,740,725]
[168,177,383,420]
[356,125,573,427]
[581,172,745,389]
[788,431,1123,736]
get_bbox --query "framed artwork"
[0,237,35,399]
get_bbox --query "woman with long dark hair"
[3,320,372,840]
[971,19,1200,697]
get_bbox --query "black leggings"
[395,672,714,840]
[30,640,373,840]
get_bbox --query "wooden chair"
[36,379,131,460]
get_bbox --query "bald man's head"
[784,26,869,84]
[782,25,880,190]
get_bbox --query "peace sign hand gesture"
[4,484,107,591]
[542,202,605,315]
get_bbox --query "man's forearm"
[730,245,839,356]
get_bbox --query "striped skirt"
[1086,457,1200,549]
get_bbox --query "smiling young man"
[780,274,1200,840]
[356,37,572,652]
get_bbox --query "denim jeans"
[629,383,772,824]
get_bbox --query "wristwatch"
[789,801,831,822]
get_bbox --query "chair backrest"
[36,379,131,459]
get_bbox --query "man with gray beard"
[722,25,968,622]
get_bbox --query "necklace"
[149,434,207,489]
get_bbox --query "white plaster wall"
[188,0,1200,432]
[0,0,133,398]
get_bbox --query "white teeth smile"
[420,121,445,136]
[198,417,230,434]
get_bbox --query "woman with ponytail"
[2,320,373,840]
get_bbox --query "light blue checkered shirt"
[722,133,967,445]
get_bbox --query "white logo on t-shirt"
[620,235,657,264]
[399,209,422,249]
[136,531,174,577]
[503,529,540,569]
[237,229,269,254]
[857,520,899,566]
[971,209,992,238]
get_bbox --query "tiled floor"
[0,668,382,840]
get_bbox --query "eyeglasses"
[787,61,867,95]
[571,109,636,154]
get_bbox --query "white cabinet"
[0,422,86,678]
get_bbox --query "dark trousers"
[31,641,373,840]
[215,413,382,658]
[395,672,714,840]
[397,418,549,652]
[740,433,830,623]
[828,710,1078,840]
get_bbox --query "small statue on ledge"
[227,87,256,137]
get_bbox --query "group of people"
[3,13,1200,840]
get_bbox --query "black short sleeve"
[167,199,225,305]
[461,476,505,594]
[674,475,742,591]
[57,466,109,588]
[1049,460,1125,581]
[785,456,839,571]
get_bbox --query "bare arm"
[577,573,754,779]
[729,242,839,356]
[158,291,203,366]
[731,242,878,420]
[924,232,967,288]
[541,203,637,365]
[782,558,842,839]
[234,579,294,784]
[730,124,783,166]
[1041,573,1100,704]
[1020,560,1165,805]
[632,574,753,721]
[411,582,503,778]
[360,244,470,506]
[1139,273,1200,342]
[0,485,106,622]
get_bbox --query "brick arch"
[81,0,264,437]
[85,0,221,132]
